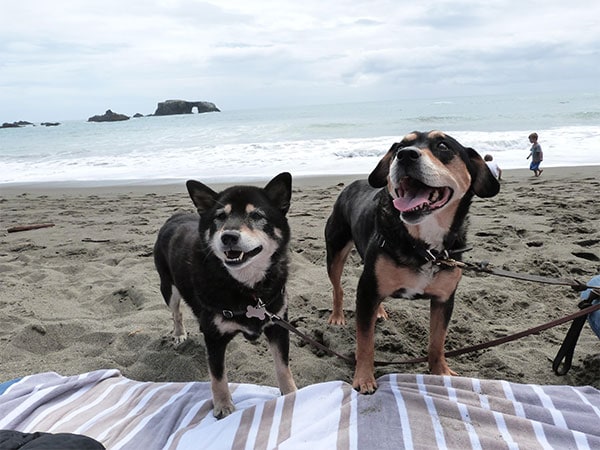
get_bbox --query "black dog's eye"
[249,210,264,221]
[215,211,227,221]
[437,141,450,151]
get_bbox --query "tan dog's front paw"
[429,361,458,376]
[327,311,346,325]
[352,375,378,394]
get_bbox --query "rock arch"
[154,100,220,116]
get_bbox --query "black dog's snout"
[221,230,241,246]
[396,147,421,163]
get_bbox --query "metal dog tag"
[246,304,266,320]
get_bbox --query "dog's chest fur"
[373,253,461,301]
[369,188,465,298]
[186,245,288,336]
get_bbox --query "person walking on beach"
[484,154,502,180]
[526,132,543,177]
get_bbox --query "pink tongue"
[393,192,430,212]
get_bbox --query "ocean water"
[1,92,599,186]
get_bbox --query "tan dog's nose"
[396,147,421,164]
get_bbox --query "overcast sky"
[1,0,599,122]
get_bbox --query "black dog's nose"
[221,230,241,246]
[396,147,421,163]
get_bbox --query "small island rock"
[88,110,130,122]
[1,121,34,128]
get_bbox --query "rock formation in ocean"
[1,121,34,128]
[153,100,220,116]
[87,110,130,122]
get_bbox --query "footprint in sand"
[571,251,600,262]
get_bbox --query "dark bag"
[553,276,600,375]
[0,430,104,450]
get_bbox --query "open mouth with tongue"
[392,176,453,221]
[223,246,263,266]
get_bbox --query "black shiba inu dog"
[325,131,500,394]
[154,172,297,418]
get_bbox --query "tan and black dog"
[154,173,297,418]
[325,131,500,394]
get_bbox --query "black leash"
[443,258,598,292]
[266,312,355,365]
[434,259,600,374]
[270,301,600,369]
[255,261,600,371]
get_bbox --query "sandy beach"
[1,166,599,390]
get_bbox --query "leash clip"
[424,249,437,262]
[425,248,452,263]
[435,258,465,268]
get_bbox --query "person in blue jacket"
[581,275,600,339]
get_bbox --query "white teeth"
[409,203,430,212]
[226,251,244,262]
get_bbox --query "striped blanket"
[1,370,599,449]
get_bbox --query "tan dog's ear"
[368,143,400,188]
[466,148,500,198]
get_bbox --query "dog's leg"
[204,334,235,419]
[264,322,297,394]
[352,275,381,394]
[327,241,353,325]
[428,295,457,376]
[168,286,187,345]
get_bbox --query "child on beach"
[526,132,543,177]
[484,154,502,180]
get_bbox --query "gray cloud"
[1,1,599,121]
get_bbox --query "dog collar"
[220,288,284,320]
[414,245,472,264]
[376,232,470,265]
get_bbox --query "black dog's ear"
[466,148,500,198]
[368,143,399,188]
[264,172,292,215]
[186,180,219,213]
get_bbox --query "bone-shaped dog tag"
[246,304,266,320]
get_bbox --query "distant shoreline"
[1,165,599,195]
